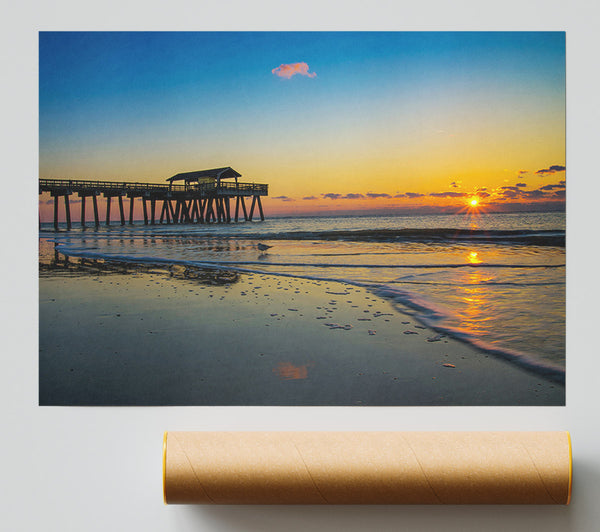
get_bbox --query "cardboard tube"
[163,431,572,505]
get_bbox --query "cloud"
[272,62,317,79]
[518,170,528,176]
[273,195,295,202]
[404,192,425,198]
[449,181,462,188]
[302,195,318,200]
[516,183,527,188]
[499,189,519,199]
[539,183,565,191]
[535,164,565,175]
[521,189,547,199]
[366,193,391,199]
[428,191,467,198]
[495,181,567,202]
[318,192,393,201]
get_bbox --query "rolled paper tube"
[163,431,572,505]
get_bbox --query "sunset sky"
[39,32,565,218]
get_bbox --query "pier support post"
[190,199,200,223]
[64,194,72,230]
[105,196,111,226]
[169,200,177,224]
[118,196,125,226]
[240,196,248,221]
[249,196,257,221]
[199,198,206,223]
[129,197,135,224]
[151,198,156,225]
[80,196,86,227]
[225,197,231,223]
[142,198,148,225]
[206,197,215,223]
[92,195,99,227]
[215,197,223,223]
[53,195,59,231]
[167,200,175,223]
[257,196,264,221]
[220,197,226,223]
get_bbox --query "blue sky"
[39,31,565,214]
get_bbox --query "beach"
[39,240,564,406]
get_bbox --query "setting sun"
[469,197,480,207]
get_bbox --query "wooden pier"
[39,167,268,230]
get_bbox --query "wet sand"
[38,244,564,406]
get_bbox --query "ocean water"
[40,211,565,381]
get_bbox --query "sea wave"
[372,285,565,384]
[251,228,566,247]
[42,227,565,247]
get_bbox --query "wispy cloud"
[428,191,467,198]
[343,193,365,199]
[322,193,342,200]
[516,182,527,188]
[272,62,317,79]
[302,195,318,200]
[273,195,295,202]
[495,180,566,202]
[366,193,391,199]
[535,164,565,176]
[539,183,566,191]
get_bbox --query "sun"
[458,193,487,217]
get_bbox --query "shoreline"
[39,244,565,406]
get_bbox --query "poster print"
[39,32,565,405]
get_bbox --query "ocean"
[39,211,565,381]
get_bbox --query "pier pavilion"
[39,167,268,230]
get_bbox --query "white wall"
[2,2,599,531]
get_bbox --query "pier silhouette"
[39,167,268,230]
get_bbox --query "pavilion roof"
[167,167,242,183]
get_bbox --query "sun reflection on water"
[467,250,482,264]
[455,265,496,339]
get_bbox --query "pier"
[39,167,268,230]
